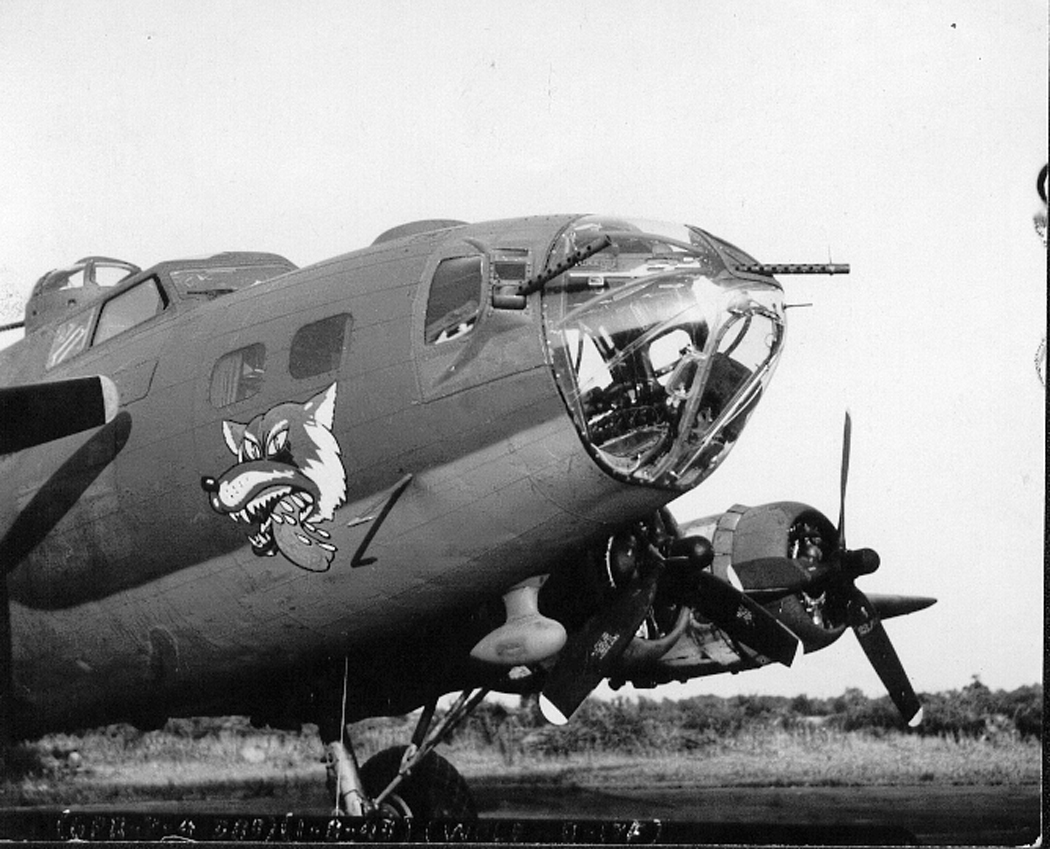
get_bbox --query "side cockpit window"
[211,343,266,407]
[289,314,351,378]
[93,278,167,346]
[424,256,481,345]
[47,310,96,369]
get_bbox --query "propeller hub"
[840,547,880,578]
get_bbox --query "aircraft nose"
[201,476,219,493]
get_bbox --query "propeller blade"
[0,375,119,453]
[865,593,937,621]
[837,410,852,551]
[539,562,662,725]
[693,571,799,667]
[845,586,923,726]
[828,411,926,726]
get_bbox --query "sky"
[0,1,1045,703]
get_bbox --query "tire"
[359,745,477,821]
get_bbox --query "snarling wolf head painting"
[201,383,347,572]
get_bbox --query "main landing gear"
[321,688,485,819]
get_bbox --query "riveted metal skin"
[0,217,673,734]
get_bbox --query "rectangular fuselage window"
[289,313,351,378]
[425,256,481,345]
[211,343,266,407]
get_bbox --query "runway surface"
[1,779,1038,844]
[471,779,1042,845]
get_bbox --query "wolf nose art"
[201,476,219,493]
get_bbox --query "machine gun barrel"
[738,263,850,275]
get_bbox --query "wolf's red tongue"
[272,494,336,572]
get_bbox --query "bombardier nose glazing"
[541,215,785,490]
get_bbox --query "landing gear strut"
[322,687,485,819]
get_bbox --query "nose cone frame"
[541,216,785,492]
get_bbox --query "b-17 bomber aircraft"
[0,215,935,818]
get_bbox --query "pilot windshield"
[541,216,785,491]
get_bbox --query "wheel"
[359,745,477,821]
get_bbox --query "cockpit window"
[33,258,138,295]
[93,264,136,287]
[47,309,96,369]
[543,216,784,492]
[425,256,481,344]
[170,263,293,297]
[44,267,87,292]
[92,278,167,346]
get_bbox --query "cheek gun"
[735,263,850,276]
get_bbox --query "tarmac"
[0,779,1039,845]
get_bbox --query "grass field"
[0,715,1039,808]
[451,728,1042,789]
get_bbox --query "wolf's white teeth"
[301,518,324,534]
[248,494,270,515]
[243,486,294,521]
[278,498,299,524]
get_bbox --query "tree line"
[448,678,1041,758]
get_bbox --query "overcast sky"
[1,1,1045,702]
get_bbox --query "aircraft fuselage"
[8,216,759,733]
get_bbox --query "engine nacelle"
[703,502,848,653]
[532,502,862,696]
[601,503,851,691]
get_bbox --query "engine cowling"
[702,502,848,652]
[601,502,851,690]
[530,409,934,726]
